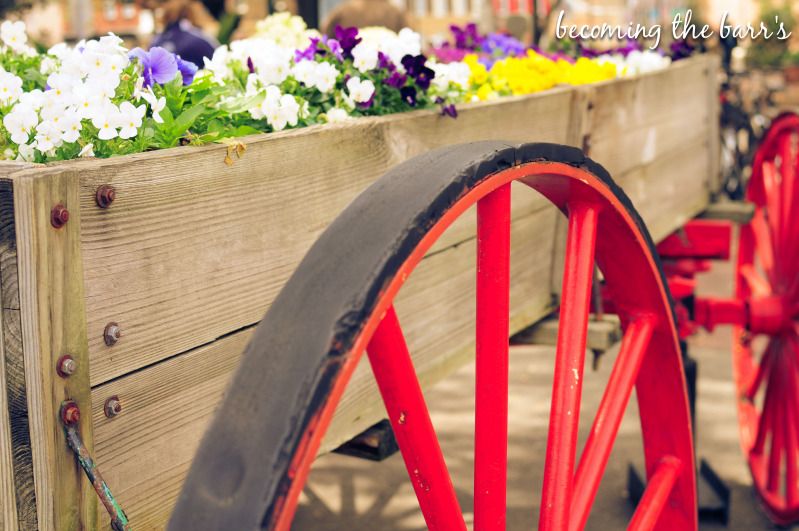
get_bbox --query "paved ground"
[292,252,792,530]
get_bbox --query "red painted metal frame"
[657,220,733,260]
[270,162,696,531]
[732,112,799,525]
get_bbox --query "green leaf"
[171,104,207,137]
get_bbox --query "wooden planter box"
[0,55,719,531]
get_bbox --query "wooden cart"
[0,55,719,530]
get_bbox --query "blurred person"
[146,0,221,66]
[322,0,410,37]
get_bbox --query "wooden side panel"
[89,201,559,529]
[73,88,575,386]
[1,176,36,531]
[12,169,97,531]
[0,288,16,531]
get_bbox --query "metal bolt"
[56,355,77,377]
[60,400,80,425]
[104,396,122,418]
[95,185,116,209]
[51,204,69,228]
[103,322,121,346]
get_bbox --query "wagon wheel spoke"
[539,201,600,531]
[570,314,657,531]
[745,342,773,401]
[753,345,779,456]
[627,457,683,531]
[475,183,511,530]
[767,381,785,494]
[366,305,466,530]
[762,160,782,272]
[739,264,771,298]
[750,209,777,288]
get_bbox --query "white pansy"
[325,108,350,123]
[59,109,82,143]
[3,104,38,144]
[346,77,375,104]
[0,70,23,105]
[429,61,471,90]
[78,143,95,157]
[19,89,44,110]
[91,103,122,140]
[47,42,70,60]
[203,47,233,82]
[291,59,316,86]
[34,120,62,152]
[351,44,378,73]
[118,101,145,139]
[0,21,29,54]
[314,62,339,93]
[140,89,166,123]
[16,142,35,161]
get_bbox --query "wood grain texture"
[69,88,574,386]
[1,178,36,531]
[89,200,559,530]
[0,276,17,531]
[11,168,97,531]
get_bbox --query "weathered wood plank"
[0,281,17,531]
[1,178,36,531]
[12,169,97,531]
[89,200,559,529]
[70,88,574,387]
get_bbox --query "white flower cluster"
[429,61,471,91]
[0,21,34,55]
[350,28,422,74]
[253,12,320,50]
[248,84,303,131]
[1,33,153,160]
[597,50,672,77]
[292,60,339,93]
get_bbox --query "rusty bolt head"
[104,396,122,418]
[60,401,80,425]
[95,185,116,209]
[103,322,121,346]
[56,355,77,377]
[50,204,69,228]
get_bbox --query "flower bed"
[0,14,684,164]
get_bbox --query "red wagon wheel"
[169,143,697,530]
[734,112,799,524]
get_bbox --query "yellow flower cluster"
[464,51,619,101]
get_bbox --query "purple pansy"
[435,97,457,118]
[295,38,319,62]
[450,23,483,51]
[334,26,361,59]
[176,56,198,85]
[129,47,179,87]
[401,54,435,91]
[378,51,394,70]
[400,86,417,107]
[246,56,255,74]
[385,70,407,88]
[324,38,344,61]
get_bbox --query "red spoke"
[540,201,600,531]
[750,210,777,288]
[767,392,784,494]
[746,343,774,401]
[778,134,796,253]
[627,457,682,531]
[570,314,657,531]
[366,306,466,531]
[754,356,779,456]
[784,369,798,506]
[474,183,511,530]
[739,264,771,298]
